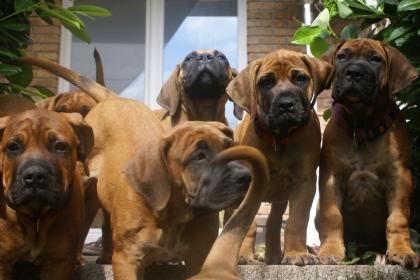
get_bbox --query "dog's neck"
[332,99,397,142]
[180,94,227,123]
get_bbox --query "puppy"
[155,49,236,127]
[188,146,269,280]
[227,49,332,265]
[0,109,93,279]
[316,38,419,268]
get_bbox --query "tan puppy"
[12,56,254,278]
[316,39,419,268]
[0,94,36,117]
[188,146,269,280]
[0,109,93,279]
[155,49,236,127]
[227,49,333,265]
[35,49,105,117]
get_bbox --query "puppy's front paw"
[387,247,419,269]
[281,252,320,266]
[318,244,345,265]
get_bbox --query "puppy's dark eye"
[258,74,276,89]
[217,54,226,60]
[5,141,22,154]
[295,73,308,83]
[185,55,194,62]
[193,152,207,161]
[53,141,69,153]
[336,53,347,61]
[370,55,382,63]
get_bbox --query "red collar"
[332,103,397,142]
[252,105,306,150]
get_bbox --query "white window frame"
[59,0,247,108]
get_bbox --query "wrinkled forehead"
[4,111,73,140]
[168,125,231,156]
[259,51,308,76]
[339,39,386,58]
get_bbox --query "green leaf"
[323,108,332,122]
[0,64,21,76]
[0,49,19,59]
[15,0,35,12]
[312,8,330,30]
[68,5,112,17]
[341,23,360,39]
[385,26,414,43]
[32,85,55,97]
[64,23,92,43]
[38,6,82,29]
[0,22,29,31]
[310,37,330,58]
[291,26,323,45]
[6,65,33,88]
[341,257,360,265]
[337,0,353,18]
[398,0,420,11]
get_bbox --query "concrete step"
[74,264,420,280]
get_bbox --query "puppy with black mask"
[155,49,236,127]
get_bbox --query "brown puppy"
[227,49,332,265]
[188,146,269,280]
[11,56,253,278]
[155,49,236,127]
[35,49,105,117]
[0,94,36,117]
[316,39,419,268]
[0,109,93,279]
[110,120,253,280]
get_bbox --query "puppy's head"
[36,91,98,117]
[323,39,417,116]
[157,49,236,116]
[228,49,332,135]
[124,122,251,216]
[0,109,93,217]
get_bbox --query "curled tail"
[13,56,115,103]
[190,146,269,280]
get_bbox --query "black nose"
[197,53,214,62]
[22,166,48,187]
[278,96,296,112]
[345,65,363,81]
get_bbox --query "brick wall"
[247,0,305,62]
[27,17,62,94]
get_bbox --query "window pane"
[164,0,238,126]
[71,0,146,101]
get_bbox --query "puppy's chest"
[337,145,399,209]
[0,220,47,264]
[152,223,189,263]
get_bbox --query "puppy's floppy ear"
[124,137,171,211]
[384,44,418,95]
[227,59,262,119]
[157,64,182,117]
[302,54,334,95]
[0,116,10,174]
[61,113,94,173]
[321,41,344,66]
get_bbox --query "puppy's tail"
[12,56,115,103]
[190,146,269,280]
[93,48,105,86]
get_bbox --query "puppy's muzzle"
[191,160,251,215]
[6,159,68,213]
